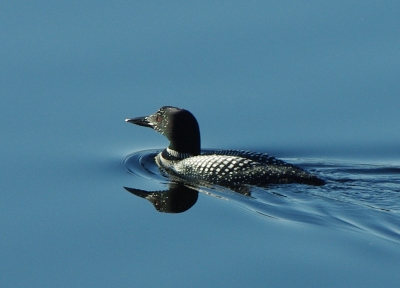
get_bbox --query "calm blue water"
[2,1,400,287]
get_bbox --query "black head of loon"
[125,106,201,156]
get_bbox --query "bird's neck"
[162,147,194,160]
[167,130,200,156]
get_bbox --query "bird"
[125,106,325,188]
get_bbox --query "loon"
[125,106,325,187]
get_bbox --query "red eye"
[156,116,162,122]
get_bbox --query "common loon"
[125,106,325,187]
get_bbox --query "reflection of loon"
[124,183,254,214]
[124,184,198,213]
[126,106,325,187]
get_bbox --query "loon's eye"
[156,116,162,122]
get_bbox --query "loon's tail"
[291,172,325,186]
[303,175,325,186]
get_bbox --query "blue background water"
[1,1,400,287]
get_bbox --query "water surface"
[2,1,400,287]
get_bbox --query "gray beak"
[125,116,152,128]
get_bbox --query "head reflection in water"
[124,183,198,213]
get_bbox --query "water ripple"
[122,149,400,243]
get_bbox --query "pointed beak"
[125,116,152,128]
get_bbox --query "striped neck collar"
[162,147,193,160]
